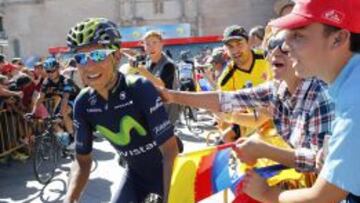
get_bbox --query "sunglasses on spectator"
[73,49,116,66]
[264,37,288,57]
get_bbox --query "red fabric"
[232,193,260,203]
[270,0,360,33]
[195,151,216,202]
[21,82,36,108]
[1,63,17,75]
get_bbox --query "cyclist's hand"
[24,112,35,120]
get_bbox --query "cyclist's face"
[225,39,251,65]
[76,44,117,91]
[284,23,332,79]
[47,68,60,81]
[143,36,163,60]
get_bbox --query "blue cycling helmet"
[43,57,59,70]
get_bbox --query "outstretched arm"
[160,88,221,112]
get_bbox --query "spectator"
[137,30,180,125]
[0,54,6,73]
[249,25,265,49]
[201,47,228,89]
[61,58,85,89]
[216,25,273,143]
[241,0,360,202]
[274,0,294,16]
[178,50,196,92]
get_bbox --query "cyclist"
[65,18,178,203]
[28,57,80,147]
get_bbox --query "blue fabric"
[320,54,360,196]
[212,148,232,192]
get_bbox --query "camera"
[129,55,147,68]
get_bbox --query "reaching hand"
[233,136,264,165]
[243,170,272,202]
[16,91,24,99]
[156,87,173,104]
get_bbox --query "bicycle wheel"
[33,134,58,184]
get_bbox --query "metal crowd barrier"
[0,97,60,158]
[0,109,30,157]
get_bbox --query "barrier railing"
[0,97,60,158]
[0,109,30,157]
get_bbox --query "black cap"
[222,25,248,43]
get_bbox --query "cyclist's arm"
[65,91,94,202]
[30,92,45,114]
[159,136,178,203]
[65,153,92,203]
[60,92,70,115]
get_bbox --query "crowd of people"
[1,0,360,202]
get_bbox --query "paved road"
[0,111,233,203]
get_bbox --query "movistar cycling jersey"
[74,72,174,179]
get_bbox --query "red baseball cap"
[1,63,17,75]
[270,0,360,33]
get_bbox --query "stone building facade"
[0,0,276,57]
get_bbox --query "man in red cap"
[239,0,360,202]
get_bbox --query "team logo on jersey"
[96,115,147,146]
[153,120,172,136]
[86,108,103,113]
[90,99,97,106]
[114,100,134,110]
[119,91,127,100]
[150,97,164,114]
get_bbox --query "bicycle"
[179,79,199,133]
[26,114,73,184]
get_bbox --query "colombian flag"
[168,143,289,203]
[168,143,234,203]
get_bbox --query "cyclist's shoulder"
[75,87,94,104]
[123,74,152,89]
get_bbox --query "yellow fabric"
[256,127,316,188]
[216,50,273,135]
[217,50,273,91]
[168,129,314,203]
[168,146,216,203]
